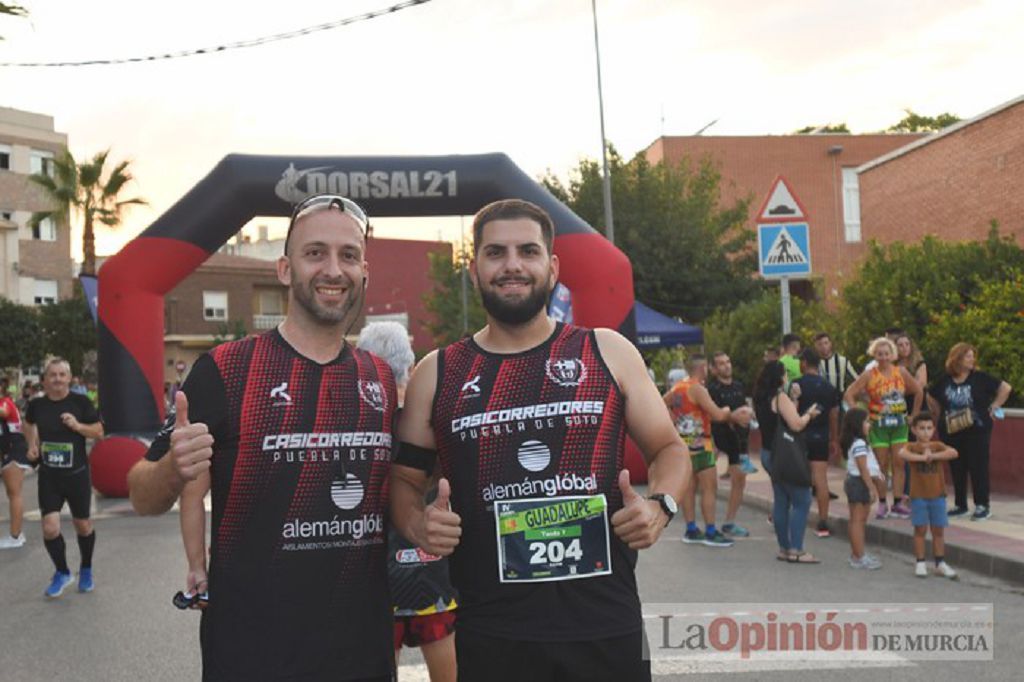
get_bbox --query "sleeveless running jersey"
[666,378,712,453]
[431,323,640,641]
[0,396,27,454]
[866,366,906,420]
[146,330,396,681]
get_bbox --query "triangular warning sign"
[764,227,808,265]
[758,176,806,222]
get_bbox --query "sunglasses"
[284,194,372,253]
[172,589,209,610]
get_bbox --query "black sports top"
[424,323,640,641]
[146,330,396,681]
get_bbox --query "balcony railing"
[253,313,286,330]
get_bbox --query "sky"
[2,0,1022,259]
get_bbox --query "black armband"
[394,441,437,474]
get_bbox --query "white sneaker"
[935,562,959,580]
[849,555,882,570]
[0,533,26,549]
[915,561,928,578]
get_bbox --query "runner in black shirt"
[23,358,103,597]
[391,200,691,682]
[707,352,753,538]
[129,195,396,681]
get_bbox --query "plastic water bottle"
[992,407,1005,420]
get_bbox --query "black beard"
[479,280,552,325]
[291,274,360,326]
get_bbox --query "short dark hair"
[813,332,830,342]
[799,347,821,366]
[781,333,801,348]
[472,199,554,255]
[911,412,935,427]
[711,350,729,364]
[686,353,707,373]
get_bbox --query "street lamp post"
[591,0,614,244]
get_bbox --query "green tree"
[0,2,27,40]
[29,148,147,276]
[794,123,850,134]
[839,225,1024,368]
[212,320,248,346]
[0,297,44,370]
[887,110,961,133]
[703,289,836,390]
[37,288,96,375]
[542,146,761,323]
[923,270,1024,406]
[422,245,486,346]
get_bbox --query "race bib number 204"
[495,494,612,583]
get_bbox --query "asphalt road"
[1,485,1021,681]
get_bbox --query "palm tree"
[29,148,147,276]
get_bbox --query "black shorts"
[806,435,829,463]
[37,468,92,518]
[1,435,35,471]
[456,628,650,682]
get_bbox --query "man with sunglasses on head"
[390,199,691,682]
[128,194,397,681]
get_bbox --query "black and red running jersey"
[428,323,640,641]
[146,329,396,681]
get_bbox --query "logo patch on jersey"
[460,375,482,398]
[331,473,365,510]
[270,381,292,406]
[517,439,551,472]
[358,380,388,412]
[545,358,587,387]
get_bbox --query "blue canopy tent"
[634,301,703,348]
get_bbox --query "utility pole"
[591,0,614,244]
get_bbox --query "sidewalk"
[718,454,1024,585]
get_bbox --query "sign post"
[756,176,811,335]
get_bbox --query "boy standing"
[899,413,959,579]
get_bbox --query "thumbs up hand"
[611,470,666,550]
[416,477,462,557]
[169,391,214,482]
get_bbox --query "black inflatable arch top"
[98,153,635,437]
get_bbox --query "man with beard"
[127,195,396,681]
[390,199,691,682]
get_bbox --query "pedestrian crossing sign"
[758,223,812,277]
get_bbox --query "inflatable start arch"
[92,153,636,495]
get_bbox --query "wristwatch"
[647,493,678,526]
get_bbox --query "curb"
[718,482,1024,586]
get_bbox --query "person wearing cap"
[128,194,397,681]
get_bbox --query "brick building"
[154,253,287,383]
[644,133,924,297]
[0,106,73,305]
[858,96,1024,246]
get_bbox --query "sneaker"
[875,503,890,520]
[948,506,969,517]
[849,555,882,570]
[935,562,959,580]
[890,501,911,518]
[815,521,831,538]
[722,523,750,538]
[78,567,94,593]
[702,530,735,548]
[682,528,705,544]
[0,533,26,549]
[45,571,75,599]
[738,454,758,475]
[971,506,992,521]
[915,561,928,578]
